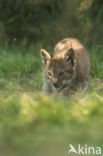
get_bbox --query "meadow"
[0,0,103,155]
[0,42,103,156]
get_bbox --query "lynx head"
[40,48,76,90]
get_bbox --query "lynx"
[40,38,90,96]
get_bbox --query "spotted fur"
[40,38,90,96]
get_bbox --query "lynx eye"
[48,71,52,77]
[59,71,64,76]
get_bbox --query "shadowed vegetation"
[0,0,103,156]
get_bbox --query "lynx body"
[40,38,90,96]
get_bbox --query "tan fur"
[40,38,90,96]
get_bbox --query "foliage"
[0,1,103,155]
[0,0,103,45]
[0,44,103,155]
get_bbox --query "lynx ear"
[64,48,75,65]
[40,49,51,65]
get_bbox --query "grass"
[0,44,103,156]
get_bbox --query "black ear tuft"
[65,48,75,65]
[50,53,53,57]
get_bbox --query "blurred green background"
[0,0,103,156]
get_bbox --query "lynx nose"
[53,82,59,88]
